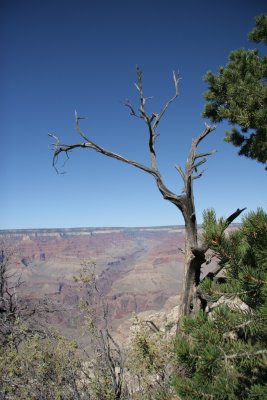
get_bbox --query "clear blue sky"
[1,0,266,229]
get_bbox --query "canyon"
[0,226,186,343]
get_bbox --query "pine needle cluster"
[172,209,267,399]
[203,15,267,168]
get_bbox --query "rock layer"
[1,226,185,340]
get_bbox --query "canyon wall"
[0,227,185,341]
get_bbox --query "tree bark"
[182,220,199,315]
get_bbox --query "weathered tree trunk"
[181,225,205,316]
[174,192,205,316]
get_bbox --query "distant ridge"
[0,225,184,236]
[0,224,241,237]
[0,225,183,234]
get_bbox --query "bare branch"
[175,164,186,183]
[145,320,160,332]
[194,207,246,263]
[74,110,91,142]
[179,124,217,205]
[152,70,180,130]
[135,65,146,114]
[48,133,68,174]
[132,67,181,172]
[192,169,206,180]
[134,82,140,92]
[52,139,152,174]
[200,207,247,282]
[50,115,182,208]
[225,207,246,226]
[191,157,208,172]
[224,349,267,361]
[125,100,141,118]
[195,150,217,159]
[195,123,217,147]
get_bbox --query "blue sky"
[1,0,266,229]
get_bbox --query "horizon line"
[0,223,241,233]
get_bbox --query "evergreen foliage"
[172,209,267,399]
[203,15,267,168]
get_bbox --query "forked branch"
[153,69,180,130]
[126,66,181,171]
[50,68,186,207]
[175,124,217,195]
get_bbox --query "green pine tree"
[172,209,267,399]
[203,15,267,169]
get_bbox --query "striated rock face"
[115,294,181,343]
[0,226,185,341]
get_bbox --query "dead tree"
[50,66,244,316]
[0,242,61,347]
[0,244,24,346]
[76,262,127,399]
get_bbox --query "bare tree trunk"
[181,229,204,316]
[50,66,243,317]
[182,217,199,315]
